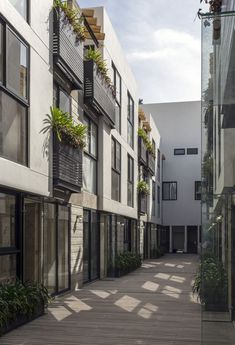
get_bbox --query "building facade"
[143,101,201,254]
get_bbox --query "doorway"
[187,226,198,254]
[172,226,184,252]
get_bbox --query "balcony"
[53,137,83,193]
[84,60,116,126]
[148,153,155,175]
[53,9,83,89]
[138,137,147,166]
[138,194,147,214]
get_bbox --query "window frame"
[112,62,122,134]
[8,0,30,23]
[162,181,177,201]
[187,148,198,155]
[53,82,71,115]
[83,115,98,195]
[127,154,134,207]
[195,181,201,201]
[152,180,156,216]
[127,91,134,148]
[174,148,185,155]
[111,137,121,202]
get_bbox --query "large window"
[0,192,17,283]
[127,92,134,148]
[0,22,29,166]
[162,182,177,200]
[0,92,27,165]
[112,137,121,202]
[127,155,134,207]
[83,116,98,194]
[9,0,29,21]
[53,83,71,114]
[195,181,201,200]
[112,63,121,133]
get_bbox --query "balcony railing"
[53,137,83,193]
[84,60,116,126]
[138,194,147,214]
[138,137,147,165]
[148,153,155,175]
[53,9,83,89]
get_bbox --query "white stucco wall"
[143,101,201,227]
[0,0,53,196]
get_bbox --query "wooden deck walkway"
[1,254,201,345]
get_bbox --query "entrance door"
[172,226,184,252]
[83,210,99,283]
[143,223,149,259]
[187,226,198,254]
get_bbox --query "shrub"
[115,251,142,275]
[137,180,149,195]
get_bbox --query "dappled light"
[170,275,186,283]
[154,272,170,280]
[115,295,141,312]
[142,281,160,292]
[90,289,110,299]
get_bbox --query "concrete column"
[184,226,187,253]
[169,226,173,253]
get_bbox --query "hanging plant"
[53,0,86,42]
[41,107,87,149]
[137,180,150,195]
[138,128,155,158]
[85,47,115,95]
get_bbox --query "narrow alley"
[2,254,201,345]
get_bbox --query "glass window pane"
[0,91,27,165]
[128,181,133,207]
[83,155,97,194]
[83,117,89,152]
[112,170,120,201]
[115,102,121,133]
[170,183,177,200]
[163,183,169,200]
[0,193,15,248]
[43,203,56,294]
[90,122,97,157]
[90,212,99,281]
[116,73,121,104]
[7,29,28,99]
[9,0,28,20]
[127,122,133,147]
[0,23,3,83]
[59,89,70,114]
[58,205,69,292]
[83,210,89,283]
[0,254,16,283]
[116,142,121,171]
[111,139,115,169]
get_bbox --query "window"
[83,116,98,194]
[0,91,27,165]
[174,148,185,155]
[152,139,156,157]
[112,63,121,133]
[187,148,198,155]
[127,92,134,148]
[0,193,17,283]
[53,84,71,114]
[162,182,177,200]
[195,181,201,200]
[7,28,28,100]
[9,0,29,21]
[152,180,156,216]
[112,137,121,201]
[157,185,160,216]
[127,155,134,207]
[0,23,29,166]
[157,149,160,181]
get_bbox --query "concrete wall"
[143,101,201,228]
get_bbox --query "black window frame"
[157,149,160,181]
[127,91,134,148]
[83,115,98,195]
[187,148,198,155]
[127,154,134,207]
[111,137,121,202]
[112,62,122,134]
[162,182,177,201]
[0,17,29,166]
[8,0,30,23]
[152,180,156,216]
[174,148,185,155]
[195,181,201,201]
[53,82,72,115]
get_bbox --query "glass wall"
[201,11,235,344]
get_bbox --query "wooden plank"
[86,17,97,25]
[84,31,105,41]
[89,25,102,33]
[82,8,95,17]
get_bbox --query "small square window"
[174,148,185,155]
[187,148,198,155]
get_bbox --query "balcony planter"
[53,4,84,89]
[84,60,116,126]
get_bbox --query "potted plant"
[0,280,51,336]
[137,180,149,195]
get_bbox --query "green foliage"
[41,107,87,149]
[137,180,149,195]
[202,152,213,178]
[193,254,227,308]
[138,128,155,157]
[115,251,142,274]
[0,280,51,331]
[85,47,115,92]
[150,247,164,259]
[53,0,85,42]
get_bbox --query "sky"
[79,0,208,104]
